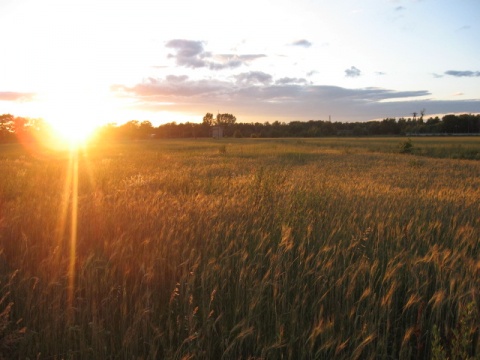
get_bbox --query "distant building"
[212,126,224,139]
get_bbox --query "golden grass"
[0,138,479,359]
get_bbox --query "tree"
[202,113,214,127]
[139,120,154,138]
[419,109,426,122]
[118,120,140,139]
[0,114,15,142]
[215,113,236,126]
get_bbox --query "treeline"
[1,113,480,143]
[102,113,480,139]
[0,114,48,143]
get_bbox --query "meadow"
[0,137,479,359]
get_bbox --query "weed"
[218,145,227,154]
[399,138,414,154]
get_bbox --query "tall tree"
[202,113,214,127]
[215,113,236,126]
[0,114,15,142]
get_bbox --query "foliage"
[0,138,479,358]
[0,272,26,359]
[3,113,480,144]
[432,302,479,360]
[399,138,414,154]
[114,113,480,140]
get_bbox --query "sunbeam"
[67,148,79,323]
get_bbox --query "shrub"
[399,138,414,154]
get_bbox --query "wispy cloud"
[165,39,265,70]
[395,6,406,11]
[210,54,266,70]
[345,66,361,78]
[290,39,312,48]
[0,92,35,102]
[111,75,231,98]
[275,77,307,85]
[112,75,430,102]
[234,71,273,85]
[456,25,470,31]
[445,70,480,77]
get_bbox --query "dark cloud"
[111,75,480,122]
[0,91,35,101]
[165,39,265,70]
[290,39,312,48]
[345,66,361,78]
[445,70,480,77]
[165,39,207,68]
[112,77,429,103]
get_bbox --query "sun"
[36,90,108,148]
[43,111,99,149]
[49,118,97,146]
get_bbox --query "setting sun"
[34,88,110,147]
[48,117,97,146]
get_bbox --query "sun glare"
[37,90,107,148]
[44,116,98,148]
[50,119,96,145]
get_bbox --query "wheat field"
[0,138,479,359]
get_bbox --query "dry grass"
[0,138,479,359]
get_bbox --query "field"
[0,137,479,359]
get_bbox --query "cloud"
[345,66,361,78]
[395,6,406,11]
[290,39,312,48]
[111,75,231,98]
[210,54,266,70]
[456,25,470,31]
[275,77,307,85]
[112,77,430,103]
[445,70,480,77]
[165,39,265,70]
[0,91,35,101]
[165,39,207,68]
[375,72,386,76]
[234,71,273,85]
[111,75,434,119]
[111,74,480,123]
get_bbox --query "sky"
[0,0,479,129]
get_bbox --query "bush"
[399,138,414,154]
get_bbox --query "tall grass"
[0,138,479,359]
